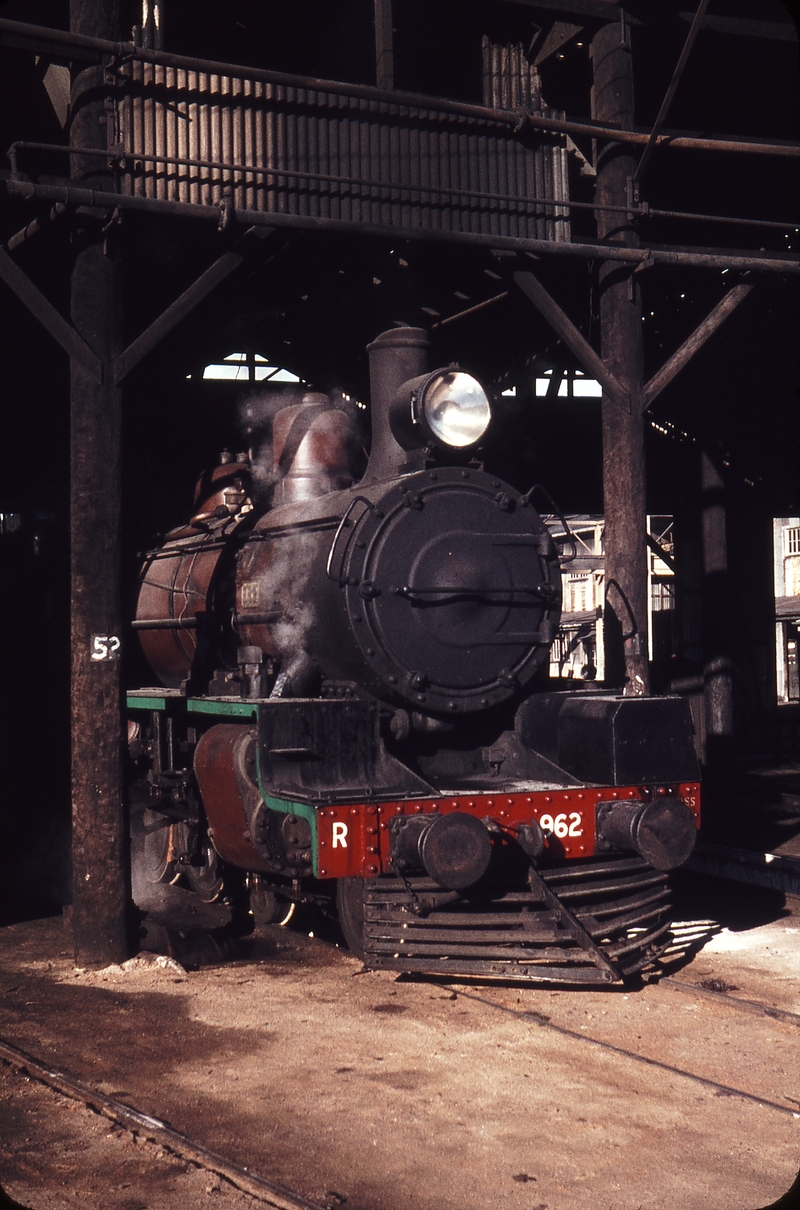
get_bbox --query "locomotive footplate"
[362,855,672,984]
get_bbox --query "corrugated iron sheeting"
[118,62,570,241]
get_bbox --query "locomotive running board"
[362,856,672,985]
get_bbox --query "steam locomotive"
[127,327,700,985]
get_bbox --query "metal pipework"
[237,646,265,699]
[10,142,799,234]
[1,18,798,158]
[595,796,697,872]
[3,179,799,275]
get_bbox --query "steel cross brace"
[633,0,711,190]
[0,244,103,381]
[637,282,754,413]
[513,269,754,413]
[0,222,277,386]
[514,269,630,408]
[646,533,675,572]
[114,224,277,385]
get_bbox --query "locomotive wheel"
[142,808,186,886]
[336,877,366,960]
[249,876,294,927]
[185,840,224,903]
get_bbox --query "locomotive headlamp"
[390,368,492,451]
[419,370,491,448]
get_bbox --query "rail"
[0,1035,326,1210]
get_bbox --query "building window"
[535,370,602,398]
[787,526,800,556]
[551,633,567,664]
[651,578,675,612]
[200,353,302,383]
[567,574,591,613]
[786,557,800,598]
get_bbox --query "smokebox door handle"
[326,496,373,585]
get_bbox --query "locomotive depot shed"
[1,0,799,1208]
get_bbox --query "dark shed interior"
[0,0,797,932]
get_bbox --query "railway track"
[660,976,800,1027]
[1,953,798,1208]
[2,967,799,1194]
[447,982,800,1119]
[0,1036,326,1210]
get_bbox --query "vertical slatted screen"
[118,61,570,242]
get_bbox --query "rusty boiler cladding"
[136,328,561,715]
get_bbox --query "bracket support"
[640,283,754,413]
[0,245,103,382]
[114,225,276,385]
[514,268,629,409]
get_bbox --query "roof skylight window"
[200,353,302,383]
[535,370,602,398]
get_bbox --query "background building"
[774,517,800,703]
[548,512,676,684]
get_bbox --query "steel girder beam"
[0,245,103,381]
[514,271,757,415]
[114,225,277,385]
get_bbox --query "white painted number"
[332,822,348,848]
[539,812,583,839]
[91,634,121,661]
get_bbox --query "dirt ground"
[1,876,799,1210]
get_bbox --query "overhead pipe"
[3,177,798,275]
[9,140,799,237]
[0,18,798,159]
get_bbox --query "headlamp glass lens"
[422,372,491,447]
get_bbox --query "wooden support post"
[69,0,132,966]
[701,450,733,763]
[374,0,394,91]
[592,16,648,694]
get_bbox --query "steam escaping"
[263,537,320,695]
[238,386,305,510]
[238,386,366,511]
[236,387,366,696]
